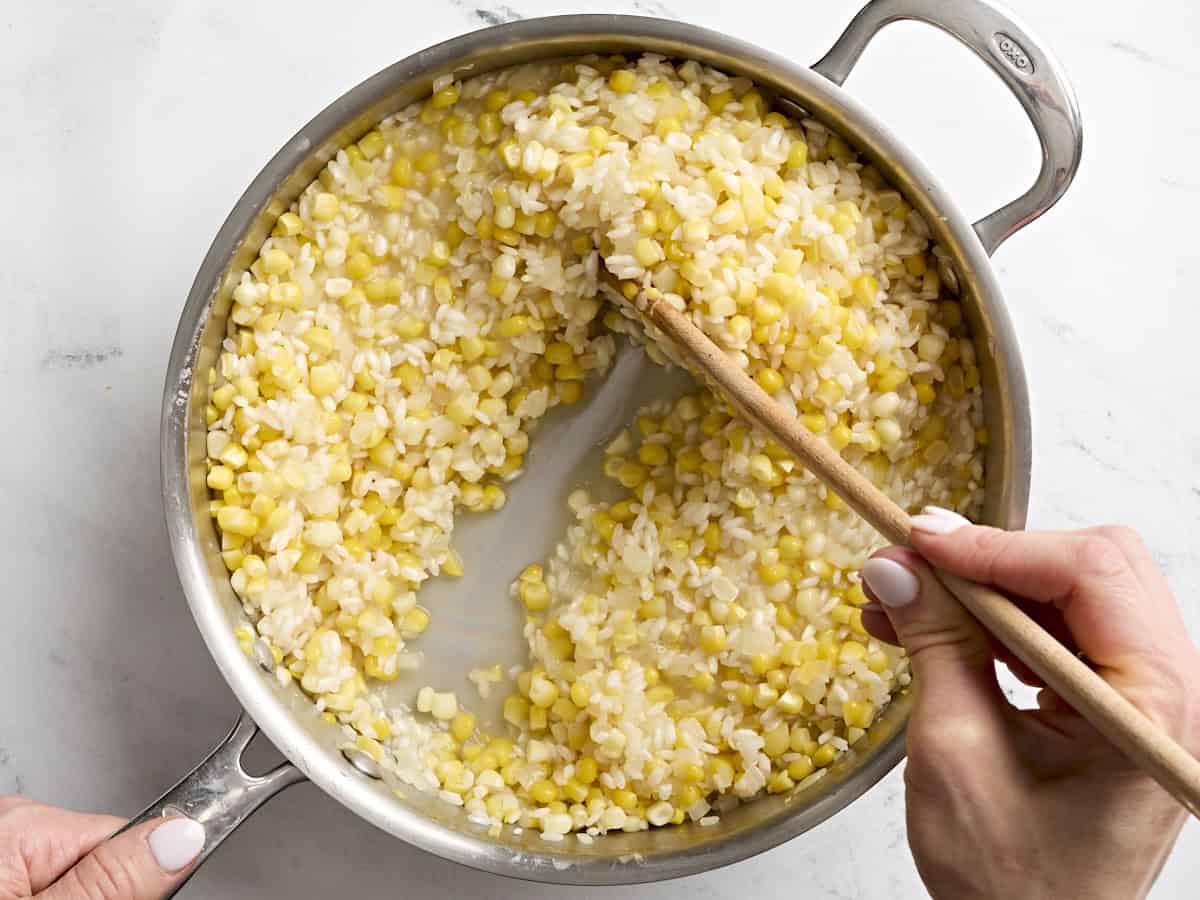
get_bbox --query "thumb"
[38,817,205,900]
[862,548,1005,723]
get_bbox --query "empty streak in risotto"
[205,54,985,841]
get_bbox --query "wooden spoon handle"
[642,296,1200,818]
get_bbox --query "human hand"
[860,508,1200,900]
[0,799,204,899]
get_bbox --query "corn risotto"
[207,54,985,841]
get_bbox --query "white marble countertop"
[3,0,1198,896]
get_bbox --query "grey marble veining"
[2,1,1197,897]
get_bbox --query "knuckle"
[905,716,1003,806]
[902,620,991,669]
[910,717,994,763]
[1074,534,1130,580]
[71,847,141,900]
[1095,524,1143,551]
[963,527,1011,581]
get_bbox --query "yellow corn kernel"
[707,88,733,113]
[372,183,405,209]
[635,237,663,267]
[430,84,460,109]
[502,694,529,726]
[689,670,715,691]
[813,743,838,768]
[875,367,907,392]
[498,315,529,338]
[608,69,636,93]
[637,442,670,467]
[763,723,790,758]
[699,625,726,654]
[384,155,412,186]
[297,327,333,359]
[787,140,808,169]
[450,711,475,742]
[309,363,341,397]
[611,788,638,811]
[402,607,430,636]
[842,699,875,729]
[312,192,339,222]
[529,673,560,709]
[275,211,303,236]
[754,367,784,394]
[413,150,439,173]
[574,756,599,785]
[261,248,293,276]
[355,130,385,159]
[839,640,867,663]
[616,462,647,489]
[758,562,788,585]
[216,506,259,538]
[787,755,815,781]
[482,88,510,113]
[528,779,558,805]
[206,465,235,492]
[211,383,236,412]
[816,378,844,406]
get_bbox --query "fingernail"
[910,505,971,535]
[863,558,920,608]
[148,817,205,873]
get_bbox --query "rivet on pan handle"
[812,0,1083,255]
[112,712,306,898]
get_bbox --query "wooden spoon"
[625,289,1200,818]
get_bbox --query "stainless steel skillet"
[143,0,1080,889]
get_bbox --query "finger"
[863,548,1007,721]
[908,509,1175,669]
[862,599,1026,686]
[37,817,205,900]
[859,602,898,645]
[864,549,1025,794]
[0,803,125,894]
[861,598,1031,687]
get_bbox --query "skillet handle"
[813,0,1082,256]
[112,711,305,897]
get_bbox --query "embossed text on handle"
[993,32,1034,74]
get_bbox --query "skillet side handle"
[113,712,306,897]
[813,0,1082,255]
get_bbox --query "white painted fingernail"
[863,558,920,608]
[148,818,205,873]
[911,505,971,535]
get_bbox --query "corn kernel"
[755,367,784,394]
[312,192,340,222]
[608,69,636,93]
